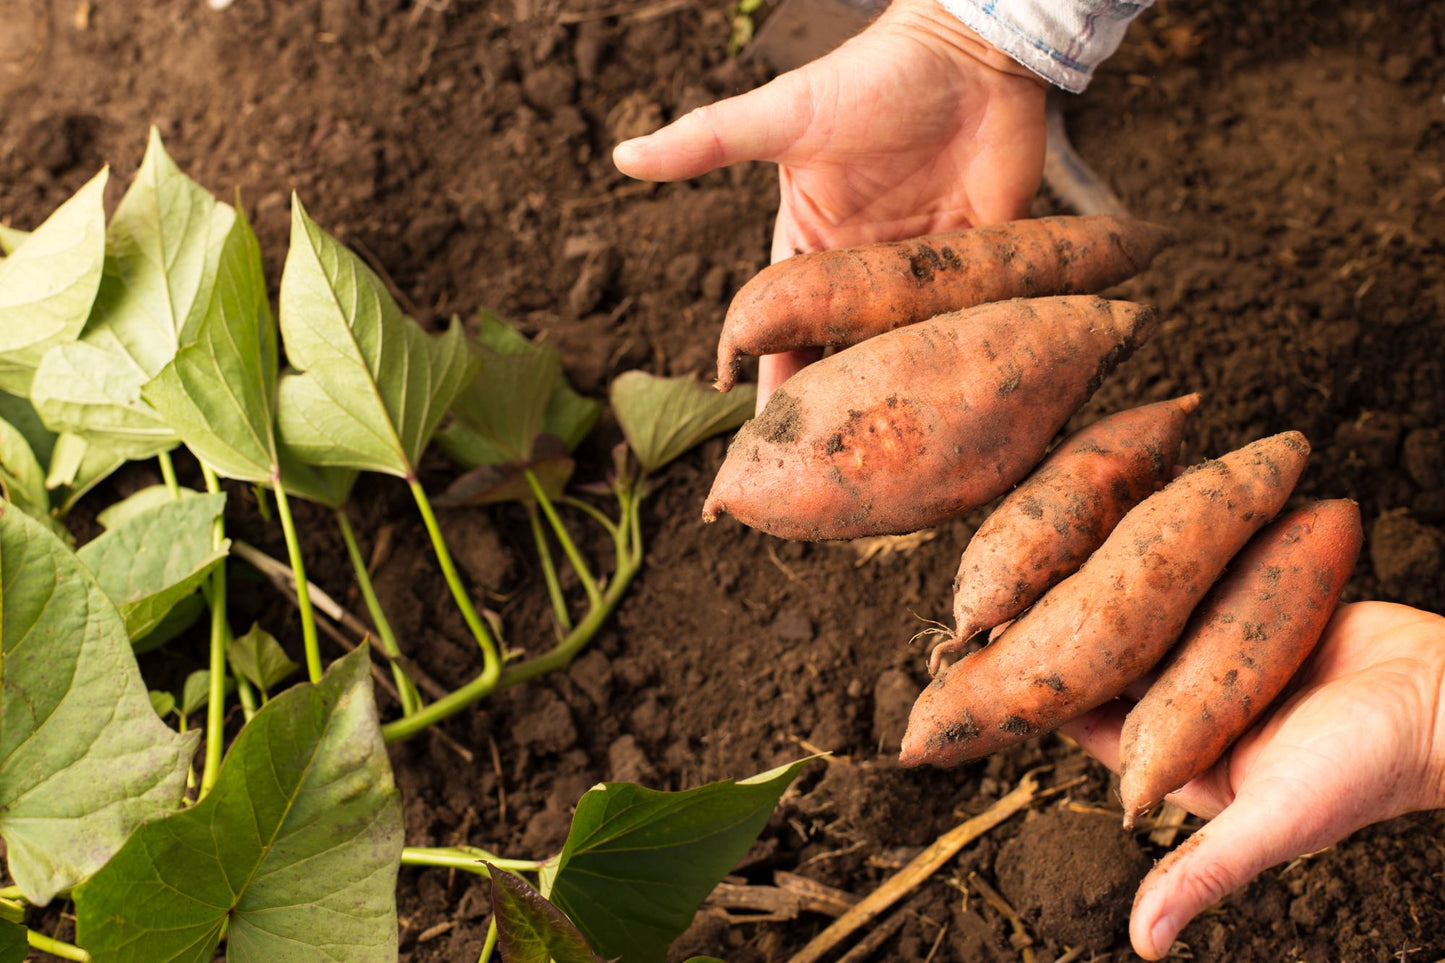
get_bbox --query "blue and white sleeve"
[935,0,1154,93]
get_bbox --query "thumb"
[1129,785,1329,959]
[612,70,813,182]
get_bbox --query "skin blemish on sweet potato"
[999,715,1033,735]
[751,389,802,445]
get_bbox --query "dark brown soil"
[3,0,1443,960]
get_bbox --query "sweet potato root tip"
[714,215,1175,386]
[1116,498,1363,820]
[935,393,1204,676]
[901,430,1311,769]
[705,296,1159,541]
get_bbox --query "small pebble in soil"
[994,807,1149,948]
[770,606,814,644]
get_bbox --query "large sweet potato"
[1116,499,1363,824]
[702,296,1158,541]
[930,393,1202,675]
[714,215,1175,390]
[899,431,1312,768]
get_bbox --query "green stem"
[382,484,645,742]
[28,930,91,962]
[157,449,180,496]
[0,896,23,925]
[335,509,422,715]
[407,478,501,680]
[272,481,322,684]
[199,466,228,799]
[557,494,619,540]
[235,664,259,718]
[530,508,571,635]
[525,471,600,609]
[401,846,545,876]
[478,918,498,963]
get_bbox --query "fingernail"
[1150,914,1178,956]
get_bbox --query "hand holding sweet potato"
[1063,602,1445,959]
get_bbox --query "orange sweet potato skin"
[715,215,1175,390]
[702,296,1158,541]
[898,431,1312,768]
[932,393,1203,675]
[1116,499,1364,822]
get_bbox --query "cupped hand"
[1062,601,1445,959]
[612,0,1048,407]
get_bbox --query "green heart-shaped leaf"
[77,492,229,642]
[0,169,107,395]
[0,500,199,904]
[227,623,300,695]
[94,484,198,531]
[609,371,755,473]
[544,758,813,961]
[74,648,404,962]
[30,131,236,470]
[144,198,281,485]
[274,199,475,478]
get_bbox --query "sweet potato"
[930,393,1203,675]
[898,431,1312,768]
[702,296,1158,541]
[1116,499,1363,824]
[714,214,1175,390]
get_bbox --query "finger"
[612,70,813,182]
[1128,785,1337,960]
[1057,700,1128,770]
[756,348,822,413]
[1058,696,1233,821]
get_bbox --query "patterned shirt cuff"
[935,0,1153,93]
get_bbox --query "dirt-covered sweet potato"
[714,214,1175,390]
[1116,499,1363,824]
[930,393,1203,675]
[899,431,1312,768]
[702,296,1158,541]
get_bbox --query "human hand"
[1061,601,1445,959]
[612,0,1047,408]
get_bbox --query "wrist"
[881,0,1048,89]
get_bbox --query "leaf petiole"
[335,508,422,715]
[28,930,91,962]
[478,917,498,963]
[400,846,545,876]
[272,479,322,683]
[199,465,228,798]
[525,470,600,608]
[157,449,180,497]
[408,478,502,682]
[530,508,571,636]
